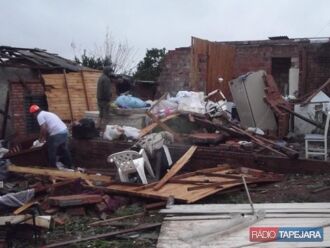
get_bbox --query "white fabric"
[37,111,67,136]
[0,189,35,207]
[31,139,46,148]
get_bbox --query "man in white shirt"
[29,104,72,168]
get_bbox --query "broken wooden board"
[48,194,103,207]
[138,113,179,138]
[153,145,197,190]
[158,203,330,248]
[100,165,282,203]
[8,165,112,183]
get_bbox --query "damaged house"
[157,36,330,98]
[0,46,83,141]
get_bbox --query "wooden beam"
[8,165,112,183]
[146,112,179,138]
[13,201,38,215]
[278,104,324,129]
[147,93,168,113]
[230,125,287,157]
[301,78,330,106]
[49,194,103,207]
[89,212,145,227]
[44,223,161,247]
[195,171,254,179]
[80,71,90,110]
[138,113,179,138]
[153,146,197,190]
[63,69,74,121]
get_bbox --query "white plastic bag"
[31,139,45,148]
[176,91,206,114]
[122,126,140,140]
[103,125,124,141]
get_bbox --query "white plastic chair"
[305,111,330,160]
[107,149,155,184]
[162,145,173,167]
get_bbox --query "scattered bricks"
[48,194,103,207]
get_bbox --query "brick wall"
[233,44,300,78]
[157,40,330,97]
[304,42,330,95]
[157,47,191,96]
[9,82,45,138]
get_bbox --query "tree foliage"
[133,48,166,81]
[72,29,137,74]
[74,50,112,70]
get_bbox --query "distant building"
[0,46,82,140]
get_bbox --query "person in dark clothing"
[97,66,115,128]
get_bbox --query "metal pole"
[242,175,255,215]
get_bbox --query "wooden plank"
[95,166,281,203]
[146,112,179,139]
[89,212,145,227]
[63,70,74,121]
[49,194,103,207]
[153,146,197,190]
[13,201,38,215]
[80,71,90,110]
[44,223,161,248]
[138,113,179,138]
[301,78,330,106]
[8,165,112,183]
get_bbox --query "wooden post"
[63,69,74,121]
[80,70,90,110]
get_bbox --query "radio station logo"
[249,227,323,242]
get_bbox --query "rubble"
[2,46,330,247]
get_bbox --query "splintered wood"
[104,165,282,203]
[8,165,112,184]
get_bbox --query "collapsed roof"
[0,46,81,71]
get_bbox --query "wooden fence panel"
[42,70,101,121]
[191,37,236,99]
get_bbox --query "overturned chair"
[305,111,330,160]
[107,149,155,184]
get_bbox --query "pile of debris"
[1,70,330,247]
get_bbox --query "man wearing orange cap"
[29,105,72,169]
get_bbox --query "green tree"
[74,50,112,70]
[71,29,136,74]
[134,48,166,81]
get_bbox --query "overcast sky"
[2,0,330,71]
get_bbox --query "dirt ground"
[202,173,330,204]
